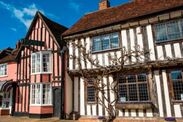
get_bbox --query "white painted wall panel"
[80,38,85,69]
[162,70,172,117]
[174,43,181,58]
[92,105,97,116]
[131,110,136,117]
[136,27,144,62]
[174,104,182,118]
[118,110,123,117]
[129,29,136,63]
[138,110,144,117]
[80,78,85,115]
[165,44,172,58]
[124,109,129,117]
[103,77,108,116]
[154,71,164,117]
[157,46,164,60]
[121,30,129,65]
[104,53,109,66]
[85,37,92,69]
[98,54,103,66]
[69,42,73,70]
[146,25,156,60]
[87,105,91,116]
[146,109,153,117]
[75,39,79,69]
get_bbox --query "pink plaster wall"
[0,62,17,81]
[29,106,53,114]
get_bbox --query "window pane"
[119,85,127,102]
[167,21,181,40]
[171,71,182,80]
[43,84,51,104]
[155,23,167,42]
[110,33,119,48]
[129,84,138,101]
[87,86,95,102]
[128,75,136,83]
[36,54,41,72]
[118,76,126,83]
[173,81,183,100]
[35,84,41,104]
[102,35,110,50]
[92,37,102,51]
[32,55,36,73]
[139,83,149,101]
[43,54,50,72]
[138,74,147,82]
[0,64,7,76]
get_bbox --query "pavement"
[0,116,78,122]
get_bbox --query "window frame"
[0,64,7,77]
[86,79,96,104]
[30,83,52,106]
[31,51,52,75]
[117,73,150,103]
[169,69,183,102]
[91,32,120,53]
[154,19,183,43]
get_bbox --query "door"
[53,88,61,117]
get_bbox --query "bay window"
[30,83,52,105]
[92,32,119,52]
[118,73,149,102]
[155,19,183,42]
[31,51,51,74]
[0,64,7,76]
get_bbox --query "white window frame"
[0,64,7,77]
[155,19,183,43]
[30,83,52,106]
[92,32,120,53]
[31,51,52,75]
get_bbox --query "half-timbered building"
[63,0,183,121]
[13,11,72,118]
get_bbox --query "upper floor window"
[118,73,149,103]
[170,70,183,101]
[92,32,119,52]
[31,51,51,74]
[30,83,52,105]
[0,64,7,76]
[155,19,183,43]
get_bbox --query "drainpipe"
[60,46,67,119]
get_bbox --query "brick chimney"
[99,0,110,10]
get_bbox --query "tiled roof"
[63,0,183,36]
[0,49,18,64]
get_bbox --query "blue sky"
[0,0,129,50]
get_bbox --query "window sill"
[91,47,120,54]
[172,100,183,104]
[0,108,9,110]
[0,75,8,78]
[116,101,154,109]
[155,38,183,45]
[30,104,53,107]
[31,72,52,75]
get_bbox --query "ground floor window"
[0,92,10,108]
[86,80,96,103]
[170,70,183,101]
[30,83,52,105]
[117,73,149,102]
